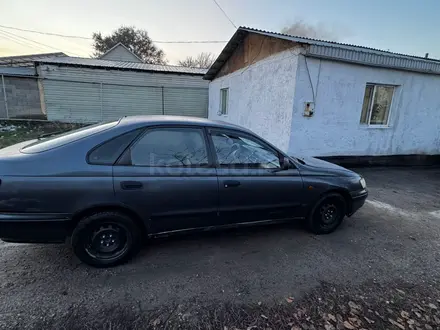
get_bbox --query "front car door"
[113,126,219,234]
[208,128,304,225]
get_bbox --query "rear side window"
[21,121,118,153]
[129,128,208,167]
[88,129,143,165]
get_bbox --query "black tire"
[71,211,142,268]
[306,193,346,234]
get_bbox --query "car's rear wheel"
[71,211,142,267]
[307,193,346,234]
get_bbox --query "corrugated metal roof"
[0,66,36,77]
[204,26,440,80]
[0,52,66,67]
[36,56,207,75]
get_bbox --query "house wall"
[100,45,142,63]
[289,56,440,156]
[39,64,209,122]
[208,48,300,152]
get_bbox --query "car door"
[208,128,305,225]
[113,126,220,234]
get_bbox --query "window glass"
[360,84,394,125]
[88,129,142,165]
[370,86,394,125]
[130,128,208,167]
[220,88,229,115]
[211,132,280,169]
[21,121,118,153]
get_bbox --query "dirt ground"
[0,167,440,329]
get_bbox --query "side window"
[88,129,142,165]
[129,128,208,167]
[219,88,229,115]
[360,84,395,126]
[211,131,280,169]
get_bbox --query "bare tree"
[178,52,216,69]
[281,21,339,41]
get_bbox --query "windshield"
[20,121,118,153]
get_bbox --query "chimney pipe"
[425,53,429,58]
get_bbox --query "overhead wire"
[0,24,228,44]
[212,0,237,29]
[0,30,46,52]
[0,24,91,39]
[0,28,85,56]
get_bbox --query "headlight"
[360,177,367,189]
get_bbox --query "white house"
[205,27,440,161]
[34,44,209,123]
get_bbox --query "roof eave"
[205,26,440,80]
[203,29,249,80]
[35,60,206,76]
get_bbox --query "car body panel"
[113,166,220,233]
[0,115,368,244]
[216,168,305,223]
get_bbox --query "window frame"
[360,83,395,127]
[87,128,145,165]
[207,127,287,170]
[116,125,214,168]
[219,88,229,115]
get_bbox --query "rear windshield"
[21,121,118,153]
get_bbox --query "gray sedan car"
[0,116,367,267]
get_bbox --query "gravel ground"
[1,167,440,329]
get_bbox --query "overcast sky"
[1,0,439,64]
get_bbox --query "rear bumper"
[348,190,368,216]
[0,213,71,243]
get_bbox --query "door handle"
[120,181,143,190]
[224,180,240,188]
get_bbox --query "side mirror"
[281,157,291,170]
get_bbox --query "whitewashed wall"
[208,48,300,152]
[289,56,440,156]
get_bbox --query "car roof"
[119,115,250,132]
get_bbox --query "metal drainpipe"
[1,75,9,119]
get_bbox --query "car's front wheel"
[71,211,142,267]
[307,193,346,234]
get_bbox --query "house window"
[219,88,229,115]
[360,84,395,126]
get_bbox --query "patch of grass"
[0,121,86,149]
[9,280,440,330]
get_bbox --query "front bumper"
[0,213,71,243]
[348,189,368,216]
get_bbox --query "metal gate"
[43,79,208,123]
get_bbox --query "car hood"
[293,156,359,177]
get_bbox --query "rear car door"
[208,128,304,224]
[113,126,220,234]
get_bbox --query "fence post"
[100,82,103,122]
[1,75,8,119]
[161,86,165,115]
